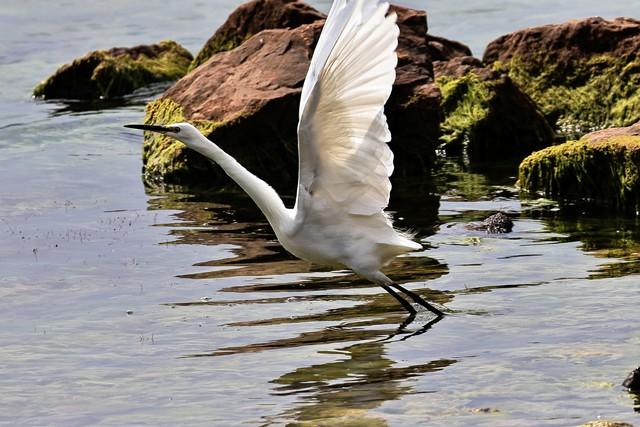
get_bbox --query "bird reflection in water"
[267,340,456,426]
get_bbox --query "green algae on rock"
[434,56,554,161]
[484,17,640,139]
[34,41,192,100]
[142,98,221,185]
[518,122,640,212]
[188,0,324,72]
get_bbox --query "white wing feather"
[296,0,398,217]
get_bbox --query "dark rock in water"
[142,4,440,189]
[466,212,514,233]
[484,17,640,138]
[188,0,324,72]
[433,54,554,160]
[34,41,192,100]
[623,366,640,391]
[519,121,640,213]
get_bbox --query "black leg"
[375,312,417,343]
[399,315,441,341]
[379,283,416,315]
[389,283,444,318]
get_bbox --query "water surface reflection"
[141,172,640,425]
[270,340,456,426]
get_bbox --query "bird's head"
[124,122,206,150]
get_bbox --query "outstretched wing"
[295,0,398,217]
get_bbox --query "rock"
[188,0,324,72]
[142,4,440,189]
[579,422,635,427]
[433,54,554,160]
[386,5,440,177]
[518,121,640,212]
[427,34,472,61]
[623,366,640,391]
[142,22,320,189]
[584,121,640,144]
[34,41,192,100]
[466,212,514,233]
[483,17,640,139]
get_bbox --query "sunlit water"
[2,1,640,426]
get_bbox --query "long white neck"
[183,132,291,231]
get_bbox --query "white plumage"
[125,0,443,317]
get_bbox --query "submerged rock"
[188,0,324,72]
[623,366,640,391]
[142,4,440,189]
[484,17,640,139]
[518,121,640,212]
[34,41,192,100]
[434,54,554,160]
[466,212,514,233]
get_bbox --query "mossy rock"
[434,57,554,161]
[34,40,192,100]
[142,98,223,185]
[518,122,640,212]
[484,17,640,139]
[188,0,324,71]
[142,93,302,191]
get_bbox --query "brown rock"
[483,17,640,70]
[427,34,472,62]
[387,5,440,176]
[483,17,640,136]
[143,5,440,189]
[189,0,325,71]
[433,55,487,79]
[583,122,640,144]
[390,5,434,83]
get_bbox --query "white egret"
[126,0,443,317]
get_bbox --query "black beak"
[124,124,180,133]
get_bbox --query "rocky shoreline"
[34,0,640,212]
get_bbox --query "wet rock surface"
[518,121,640,212]
[466,212,514,233]
[484,17,640,138]
[34,41,192,100]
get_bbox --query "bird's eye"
[169,127,181,133]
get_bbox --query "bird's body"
[126,0,442,317]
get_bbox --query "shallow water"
[2,1,640,426]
